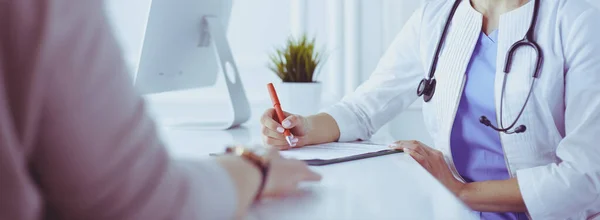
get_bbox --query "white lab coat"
[323,0,600,219]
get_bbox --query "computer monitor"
[135,0,250,129]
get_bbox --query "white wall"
[590,0,600,8]
[227,0,292,101]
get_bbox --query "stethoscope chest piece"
[417,78,436,102]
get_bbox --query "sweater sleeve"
[516,8,600,220]
[26,1,236,219]
[322,4,426,142]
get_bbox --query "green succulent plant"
[268,35,323,83]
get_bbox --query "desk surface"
[153,104,477,220]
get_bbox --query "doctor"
[260,0,600,219]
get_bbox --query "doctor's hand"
[260,108,312,150]
[390,140,465,196]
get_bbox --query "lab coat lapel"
[496,1,537,174]
[429,0,480,175]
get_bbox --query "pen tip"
[285,136,294,147]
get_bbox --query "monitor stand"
[179,16,250,130]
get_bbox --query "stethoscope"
[416,0,543,134]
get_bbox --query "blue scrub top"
[450,30,528,220]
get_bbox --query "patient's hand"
[261,148,322,198]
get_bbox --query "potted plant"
[268,35,324,116]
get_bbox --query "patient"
[0,0,320,219]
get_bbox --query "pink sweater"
[0,0,236,219]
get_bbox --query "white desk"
[153,104,477,220]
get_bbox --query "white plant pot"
[276,82,322,116]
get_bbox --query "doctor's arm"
[394,141,527,212]
[457,179,526,212]
[261,5,427,148]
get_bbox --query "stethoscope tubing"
[417,0,543,134]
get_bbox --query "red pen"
[267,83,294,146]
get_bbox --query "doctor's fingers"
[281,115,301,129]
[263,136,294,150]
[262,126,286,139]
[261,109,286,131]
[409,142,445,161]
[395,140,430,157]
[262,126,301,146]
[404,148,431,170]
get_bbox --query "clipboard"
[209,148,403,166]
[302,149,403,166]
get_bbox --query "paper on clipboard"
[279,142,389,160]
